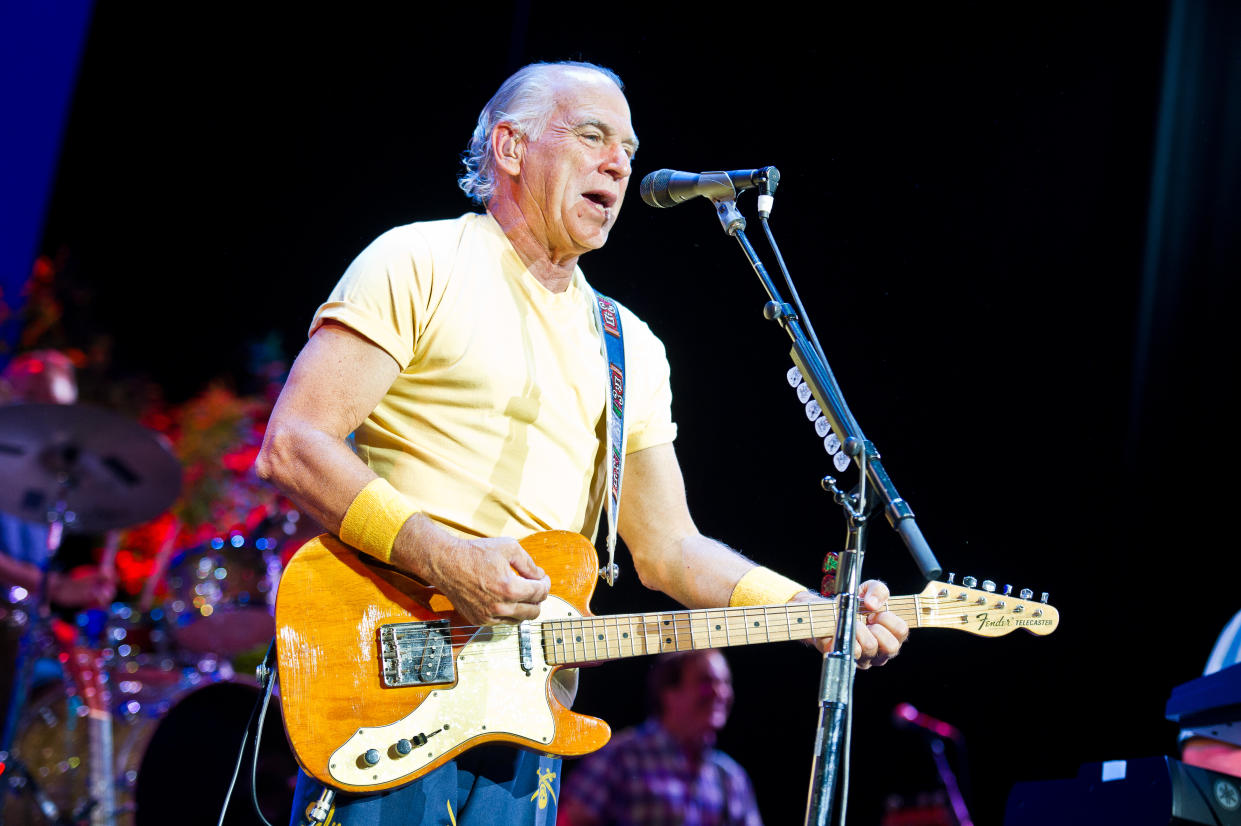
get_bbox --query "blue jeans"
[289,747,560,826]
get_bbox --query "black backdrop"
[33,2,1241,823]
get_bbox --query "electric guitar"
[274,531,1058,794]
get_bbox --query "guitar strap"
[592,290,626,586]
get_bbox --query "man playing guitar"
[256,60,907,826]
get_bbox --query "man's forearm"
[0,552,43,592]
[633,531,763,609]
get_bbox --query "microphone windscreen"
[639,169,677,208]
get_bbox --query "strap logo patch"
[598,298,620,337]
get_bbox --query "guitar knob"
[982,580,996,593]
[1019,588,1033,600]
[395,739,412,756]
[364,749,381,766]
[962,576,977,588]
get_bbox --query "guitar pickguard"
[327,596,575,788]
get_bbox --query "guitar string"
[387,602,905,639]
[382,593,1039,640]
[379,601,899,670]
[373,590,1054,640]
[378,596,1055,671]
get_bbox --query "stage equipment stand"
[693,175,942,826]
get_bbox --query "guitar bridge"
[380,620,455,687]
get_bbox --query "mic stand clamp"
[712,198,745,236]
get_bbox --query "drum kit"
[0,404,300,826]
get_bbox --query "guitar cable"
[216,639,279,826]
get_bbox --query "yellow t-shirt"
[312,212,677,542]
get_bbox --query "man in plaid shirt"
[559,651,762,826]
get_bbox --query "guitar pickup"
[379,619,455,687]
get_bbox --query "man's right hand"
[397,516,551,627]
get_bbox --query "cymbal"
[0,403,182,532]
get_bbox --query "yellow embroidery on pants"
[530,768,558,809]
[447,800,457,826]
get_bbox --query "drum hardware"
[1,403,301,824]
[4,673,296,826]
[163,533,281,658]
[0,403,181,825]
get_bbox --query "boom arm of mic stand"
[722,217,942,583]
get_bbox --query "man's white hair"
[458,61,624,204]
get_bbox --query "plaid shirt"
[562,720,763,826]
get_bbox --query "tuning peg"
[1041,592,1049,604]
[1019,588,1033,600]
[962,576,977,588]
[1003,584,1013,597]
[982,580,996,593]
[946,573,956,584]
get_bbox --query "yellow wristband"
[339,478,418,564]
[729,566,806,607]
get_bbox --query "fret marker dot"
[665,637,672,644]
[753,621,760,627]
[575,636,582,642]
[622,632,629,638]
[715,625,721,630]
[556,638,562,644]
[797,617,804,623]
[597,634,604,641]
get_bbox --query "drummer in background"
[0,350,116,608]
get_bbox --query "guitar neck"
[541,597,905,665]
[538,579,1059,664]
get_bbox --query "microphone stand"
[701,190,942,826]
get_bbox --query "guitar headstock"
[915,578,1059,637]
[61,646,111,715]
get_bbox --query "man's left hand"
[794,579,909,669]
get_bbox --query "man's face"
[661,651,734,738]
[514,70,637,258]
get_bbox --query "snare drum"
[165,534,281,656]
[2,677,295,825]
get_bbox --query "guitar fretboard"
[539,598,925,665]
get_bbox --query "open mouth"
[583,191,616,210]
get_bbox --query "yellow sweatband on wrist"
[729,566,806,607]
[339,478,418,564]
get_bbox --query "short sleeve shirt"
[312,212,676,541]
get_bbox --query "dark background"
[15,1,1241,823]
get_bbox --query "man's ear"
[492,122,524,176]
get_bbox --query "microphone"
[892,702,964,743]
[640,167,779,208]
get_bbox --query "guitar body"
[275,531,611,794]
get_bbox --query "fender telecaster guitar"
[274,531,1058,794]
